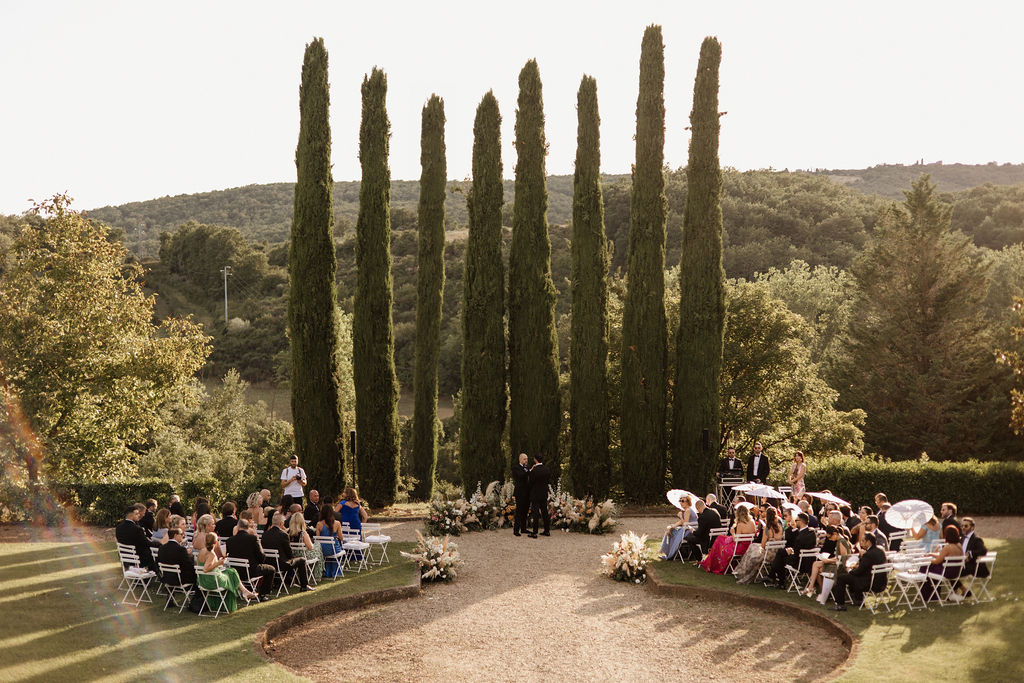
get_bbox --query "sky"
[1,0,1022,215]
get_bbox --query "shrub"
[53,479,226,525]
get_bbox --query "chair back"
[941,555,966,580]
[263,547,282,569]
[362,522,382,538]
[870,562,893,591]
[341,527,362,543]
[158,562,189,587]
[975,552,996,576]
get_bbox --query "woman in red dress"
[699,506,757,574]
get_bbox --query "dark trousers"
[770,550,797,585]
[282,558,309,589]
[529,499,550,535]
[679,537,705,561]
[832,573,867,607]
[513,494,530,533]
[246,563,277,596]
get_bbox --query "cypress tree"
[672,37,725,493]
[569,75,610,498]
[620,25,668,503]
[460,91,507,494]
[508,60,561,480]
[288,37,345,496]
[411,95,446,501]
[354,67,400,507]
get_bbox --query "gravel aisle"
[270,517,847,682]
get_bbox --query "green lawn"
[0,539,417,682]
[653,538,1024,682]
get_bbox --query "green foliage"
[412,95,447,500]
[158,221,276,300]
[620,25,668,503]
[569,75,610,498]
[996,298,1024,435]
[671,36,725,493]
[812,161,1024,199]
[288,37,346,495]
[354,67,400,507]
[460,92,507,496]
[508,59,561,478]
[53,480,176,525]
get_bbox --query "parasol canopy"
[886,499,934,530]
[667,489,699,511]
[808,491,850,507]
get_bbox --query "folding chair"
[117,547,156,607]
[727,534,756,574]
[195,570,229,617]
[290,542,319,586]
[342,528,370,573]
[928,556,965,607]
[362,523,391,565]
[777,486,793,501]
[314,535,346,579]
[893,558,931,611]
[262,549,290,596]
[785,549,819,593]
[157,563,194,613]
[964,552,996,604]
[887,530,907,551]
[848,562,893,614]
[224,557,262,605]
[756,540,786,582]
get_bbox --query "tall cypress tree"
[354,67,400,507]
[460,91,507,494]
[672,37,725,493]
[621,25,667,504]
[569,75,610,498]
[508,59,561,480]
[288,37,345,495]
[411,95,446,501]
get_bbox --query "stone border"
[254,564,422,666]
[646,564,860,682]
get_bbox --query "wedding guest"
[874,492,900,547]
[699,505,756,574]
[787,451,806,502]
[151,508,172,542]
[168,494,186,518]
[157,527,201,612]
[803,525,853,598]
[260,489,272,507]
[225,518,275,601]
[912,515,942,547]
[214,502,238,538]
[304,490,321,526]
[660,497,698,560]
[246,492,267,528]
[512,453,532,537]
[315,504,345,578]
[863,515,887,550]
[527,454,551,538]
[830,532,887,611]
[920,524,963,602]
[338,487,368,532]
[840,505,858,530]
[191,498,211,532]
[705,493,729,522]
[940,502,959,532]
[116,504,160,570]
[735,506,784,583]
[678,500,721,561]
[849,506,872,544]
[140,499,157,537]
[798,500,820,528]
[168,514,189,550]
[194,514,225,560]
[262,513,314,592]
[766,512,816,588]
[197,531,258,611]
[958,517,989,591]
[288,510,324,583]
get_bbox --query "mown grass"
[653,537,1024,682]
[0,539,417,682]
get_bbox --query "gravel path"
[270,517,848,682]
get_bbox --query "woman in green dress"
[288,511,324,583]
[197,532,257,612]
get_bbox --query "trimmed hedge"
[53,478,226,526]
[803,458,1024,515]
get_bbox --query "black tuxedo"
[709,502,729,521]
[262,525,309,589]
[528,463,551,535]
[512,463,531,534]
[225,531,276,596]
[769,526,816,585]
[140,511,155,537]
[304,502,320,526]
[679,507,722,560]
[746,452,770,484]
[214,516,237,539]
[833,545,887,606]
[116,518,160,571]
[157,539,197,586]
[718,457,745,479]
[941,515,959,532]
[962,533,989,578]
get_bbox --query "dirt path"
[269,517,849,682]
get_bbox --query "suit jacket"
[139,511,155,536]
[512,463,531,502]
[709,502,729,521]
[214,516,237,538]
[157,539,197,586]
[262,525,294,563]
[225,531,266,575]
[691,507,722,551]
[848,545,887,592]
[528,464,550,503]
[303,502,320,525]
[941,515,959,532]
[115,518,159,564]
[717,457,745,479]
[746,453,770,483]
[963,534,989,578]
[877,509,899,538]
[786,526,818,571]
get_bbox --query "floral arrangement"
[400,531,464,583]
[425,498,467,536]
[548,480,617,534]
[486,480,516,529]
[463,482,502,531]
[601,531,657,583]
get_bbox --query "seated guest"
[920,524,963,602]
[911,515,942,547]
[735,506,784,584]
[304,490,322,526]
[699,505,756,574]
[705,493,729,522]
[225,518,276,601]
[197,531,258,610]
[287,503,304,528]
[246,492,267,528]
[214,502,238,538]
[151,508,172,542]
[191,498,211,533]
[830,532,887,611]
[678,500,721,562]
[766,512,816,588]
[279,494,295,517]
[803,525,853,598]
[289,510,324,584]
[840,505,858,530]
[659,497,699,560]
[849,506,872,544]
[194,514,225,560]
[168,494,186,518]
[116,504,160,571]
[863,515,887,550]
[316,504,346,578]
[140,499,157,537]
[940,502,959,532]
[825,510,843,528]
[262,513,314,592]
[955,517,988,598]
[157,527,201,612]
[798,500,820,528]
[261,506,275,531]
[168,514,189,551]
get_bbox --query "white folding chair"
[777,486,793,500]
[290,542,319,586]
[195,570,229,617]
[117,547,156,607]
[893,558,931,611]
[262,549,290,596]
[887,530,907,551]
[341,528,370,573]
[785,549,819,593]
[314,535,346,579]
[727,534,756,574]
[928,556,966,607]
[756,540,786,582]
[964,552,996,604]
[157,562,194,613]
[362,523,391,565]
[848,562,893,614]
[224,557,262,604]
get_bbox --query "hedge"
[53,478,226,526]
[802,458,1024,515]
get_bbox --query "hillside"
[812,161,1024,198]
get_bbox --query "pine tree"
[288,37,345,496]
[508,59,561,480]
[672,36,725,493]
[354,67,400,507]
[620,26,667,503]
[569,75,610,498]
[460,91,507,494]
[411,95,446,501]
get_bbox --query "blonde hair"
[197,514,215,533]
[288,512,307,537]
[735,506,751,525]
[343,487,360,503]
[204,532,218,551]
[246,492,263,509]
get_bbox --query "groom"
[527,454,551,538]
[512,453,531,536]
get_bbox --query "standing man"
[746,441,770,485]
[527,454,551,538]
[717,446,745,503]
[281,455,307,507]
[511,453,531,537]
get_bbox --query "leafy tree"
[412,95,446,500]
[620,25,667,503]
[508,59,561,478]
[354,67,401,506]
[0,195,210,486]
[460,92,507,494]
[996,297,1024,434]
[569,75,610,498]
[289,38,346,495]
[672,36,725,493]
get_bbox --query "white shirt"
[962,531,973,556]
[281,466,306,497]
[752,455,762,477]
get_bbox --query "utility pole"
[220,265,232,322]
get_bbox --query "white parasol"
[808,491,850,507]
[742,485,786,500]
[781,502,802,515]
[886,499,934,530]
[734,501,755,510]
[731,482,764,492]
[666,489,699,511]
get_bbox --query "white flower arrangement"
[400,531,464,583]
[600,531,657,583]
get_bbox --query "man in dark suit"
[940,502,959,532]
[831,532,887,610]
[512,453,531,537]
[115,504,160,571]
[767,512,816,587]
[140,499,157,537]
[304,490,321,526]
[863,515,887,550]
[262,513,313,592]
[679,500,722,561]
[704,494,729,522]
[168,495,186,518]
[225,518,276,600]
[746,441,770,484]
[157,527,202,611]
[717,447,745,504]
[527,454,551,538]
[960,517,989,579]
[214,501,238,538]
